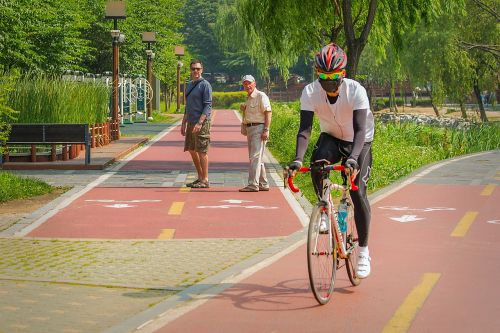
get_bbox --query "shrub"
[212,91,247,108]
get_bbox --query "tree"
[0,0,90,74]
[459,0,498,122]
[229,0,460,79]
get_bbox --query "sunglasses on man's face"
[191,67,202,71]
[317,70,344,80]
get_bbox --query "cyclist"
[288,43,374,278]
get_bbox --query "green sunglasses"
[318,70,344,80]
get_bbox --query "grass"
[268,102,500,204]
[0,171,54,203]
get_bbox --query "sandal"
[192,180,210,188]
[186,179,201,187]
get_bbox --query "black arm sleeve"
[350,109,368,161]
[295,110,314,162]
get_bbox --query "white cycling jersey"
[300,78,374,142]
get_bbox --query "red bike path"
[26,109,303,239]
[21,109,499,332]
[150,156,499,332]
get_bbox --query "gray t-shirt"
[185,78,212,123]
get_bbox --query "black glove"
[345,158,359,173]
[288,160,302,171]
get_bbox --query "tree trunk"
[460,101,467,119]
[389,79,399,113]
[163,83,170,113]
[473,83,489,122]
[342,0,378,78]
[425,85,440,117]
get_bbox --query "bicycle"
[284,159,361,305]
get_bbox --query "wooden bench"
[5,124,91,165]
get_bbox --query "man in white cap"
[239,75,272,192]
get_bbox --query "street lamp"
[142,32,156,121]
[174,46,185,113]
[105,0,126,140]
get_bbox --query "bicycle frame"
[285,164,358,260]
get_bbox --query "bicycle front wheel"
[307,204,337,305]
[345,197,361,286]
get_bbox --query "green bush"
[8,75,110,124]
[212,91,247,108]
[0,75,18,154]
[267,101,500,204]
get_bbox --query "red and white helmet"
[315,43,347,72]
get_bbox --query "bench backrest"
[7,124,89,144]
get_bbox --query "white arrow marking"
[390,215,425,223]
[197,204,278,209]
[487,220,500,225]
[104,204,137,208]
[220,199,253,204]
[379,206,455,212]
[86,199,161,203]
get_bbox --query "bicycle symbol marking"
[487,220,500,225]
[390,215,425,223]
[197,200,278,210]
[104,203,137,209]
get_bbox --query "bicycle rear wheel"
[344,197,361,286]
[307,204,337,304]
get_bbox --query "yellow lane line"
[480,184,495,196]
[158,229,175,239]
[168,201,184,215]
[179,187,191,193]
[382,273,441,333]
[451,211,478,237]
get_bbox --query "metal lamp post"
[105,0,126,140]
[142,32,156,121]
[174,46,185,113]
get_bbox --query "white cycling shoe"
[356,252,371,279]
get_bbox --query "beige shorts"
[184,120,211,153]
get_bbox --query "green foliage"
[181,0,225,74]
[0,75,18,154]
[7,75,109,124]
[212,92,247,108]
[0,0,91,74]
[268,101,500,204]
[0,172,53,203]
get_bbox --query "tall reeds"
[8,75,110,124]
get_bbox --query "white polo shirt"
[300,78,374,142]
[243,88,272,124]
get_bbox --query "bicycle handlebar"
[284,165,359,193]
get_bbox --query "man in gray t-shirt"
[181,59,213,189]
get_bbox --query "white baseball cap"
[241,75,255,83]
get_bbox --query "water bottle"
[338,200,348,233]
[319,213,329,233]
